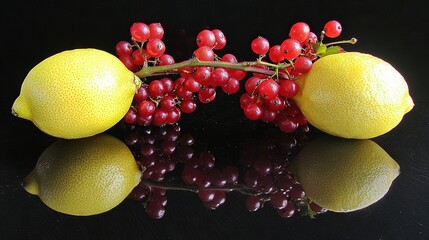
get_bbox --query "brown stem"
[142,179,260,196]
[135,58,290,79]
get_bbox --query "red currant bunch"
[117,20,354,133]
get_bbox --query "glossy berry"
[245,77,262,94]
[257,79,279,100]
[304,32,318,47]
[279,80,299,98]
[194,46,215,61]
[180,99,197,113]
[212,29,227,50]
[268,45,284,63]
[196,29,216,48]
[148,23,164,40]
[324,20,342,38]
[124,108,137,124]
[134,86,149,103]
[159,95,176,110]
[294,56,312,73]
[148,80,165,97]
[289,22,310,43]
[132,49,146,65]
[244,103,263,120]
[146,39,166,58]
[130,22,150,42]
[281,38,302,60]
[115,41,133,56]
[159,54,175,66]
[222,77,240,94]
[119,54,135,71]
[251,37,270,55]
[211,68,229,86]
[160,78,175,93]
[138,100,156,117]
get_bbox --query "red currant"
[148,80,165,97]
[115,41,133,56]
[180,99,197,113]
[212,29,227,50]
[244,103,263,120]
[279,80,299,98]
[257,79,279,100]
[210,68,229,86]
[148,23,164,40]
[134,86,149,103]
[146,39,166,58]
[293,56,312,73]
[222,77,240,94]
[194,46,215,61]
[251,37,270,55]
[268,45,284,63]
[281,38,302,60]
[196,29,216,48]
[159,95,176,110]
[160,78,175,93]
[159,54,175,66]
[183,76,201,93]
[138,100,156,117]
[124,108,137,124]
[130,22,150,42]
[289,22,310,43]
[324,20,342,38]
[245,77,262,94]
[118,54,136,71]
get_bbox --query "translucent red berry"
[324,20,342,38]
[130,22,150,42]
[251,37,270,55]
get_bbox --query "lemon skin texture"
[293,52,414,139]
[23,134,142,216]
[291,136,400,212]
[12,48,141,139]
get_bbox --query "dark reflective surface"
[1,102,428,239]
[1,0,428,239]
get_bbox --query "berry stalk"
[135,58,290,79]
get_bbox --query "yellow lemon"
[12,48,141,139]
[23,134,142,216]
[291,136,400,212]
[293,52,414,139]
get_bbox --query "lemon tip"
[22,171,40,195]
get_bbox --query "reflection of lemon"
[293,52,414,139]
[12,49,141,139]
[23,134,142,216]
[291,136,400,212]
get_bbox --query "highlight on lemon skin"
[12,48,141,139]
[23,134,142,216]
[290,136,400,213]
[293,52,414,139]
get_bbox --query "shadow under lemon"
[290,136,400,213]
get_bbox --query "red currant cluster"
[117,20,350,132]
[239,20,343,133]
[125,124,326,219]
[239,127,325,218]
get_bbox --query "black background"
[1,0,428,239]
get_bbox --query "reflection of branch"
[142,180,260,196]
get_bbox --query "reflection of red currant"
[125,123,324,219]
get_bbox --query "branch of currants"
[119,20,356,132]
[135,58,291,80]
